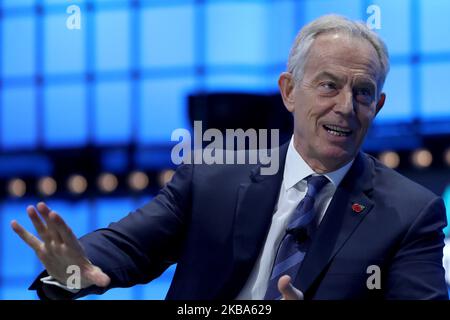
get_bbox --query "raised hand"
[11,202,110,290]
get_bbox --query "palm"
[11,202,110,289]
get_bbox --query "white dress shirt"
[235,137,353,299]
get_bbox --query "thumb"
[84,266,111,288]
[92,271,111,288]
[278,275,304,300]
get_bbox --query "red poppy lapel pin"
[352,203,365,213]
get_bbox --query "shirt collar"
[283,136,354,190]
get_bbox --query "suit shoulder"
[364,153,439,204]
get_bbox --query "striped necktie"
[264,175,329,300]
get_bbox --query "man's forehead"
[311,34,379,62]
[311,69,378,84]
[305,33,381,82]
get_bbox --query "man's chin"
[319,147,354,167]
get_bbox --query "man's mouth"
[322,124,353,137]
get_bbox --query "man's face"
[279,33,386,172]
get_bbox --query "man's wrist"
[40,275,81,293]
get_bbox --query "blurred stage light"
[378,151,400,169]
[8,178,26,197]
[128,171,149,191]
[444,148,450,167]
[411,149,433,168]
[67,174,88,194]
[158,169,175,188]
[37,176,57,196]
[97,173,118,193]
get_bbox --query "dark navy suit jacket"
[31,142,449,299]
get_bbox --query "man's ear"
[375,93,386,116]
[278,72,296,113]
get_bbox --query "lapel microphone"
[286,227,309,244]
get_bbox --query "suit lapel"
[224,142,289,298]
[294,152,375,296]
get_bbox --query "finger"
[36,202,62,242]
[26,205,49,241]
[36,203,63,244]
[278,275,304,300]
[36,202,52,220]
[49,212,80,248]
[10,220,43,251]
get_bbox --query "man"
[11,15,448,300]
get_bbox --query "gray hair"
[287,14,390,93]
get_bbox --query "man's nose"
[334,90,355,115]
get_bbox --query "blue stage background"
[1,0,449,299]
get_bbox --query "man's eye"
[319,82,337,92]
[356,88,372,96]
[354,88,374,104]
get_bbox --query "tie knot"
[305,175,329,198]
